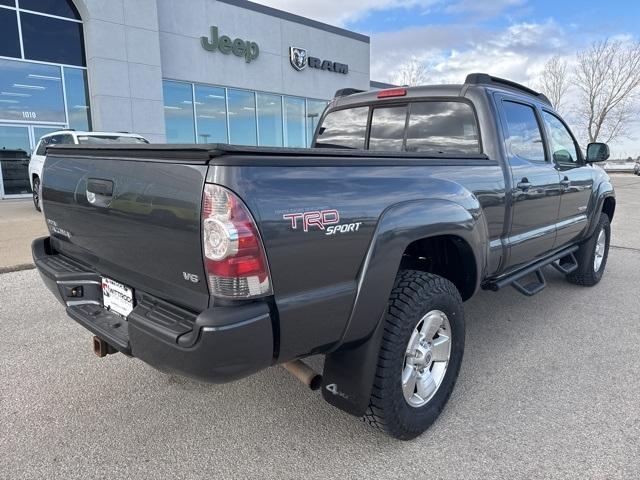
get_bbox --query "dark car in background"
[0,148,31,195]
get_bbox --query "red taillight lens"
[202,184,272,298]
[377,88,407,98]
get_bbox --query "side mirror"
[586,142,610,162]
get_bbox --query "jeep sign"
[201,26,259,63]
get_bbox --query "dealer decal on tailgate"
[102,277,135,317]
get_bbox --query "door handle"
[86,178,113,197]
[560,177,571,189]
[516,178,532,191]
[86,178,114,207]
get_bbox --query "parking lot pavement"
[1,176,639,480]
[0,199,47,272]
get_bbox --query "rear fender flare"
[321,198,487,416]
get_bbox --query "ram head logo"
[289,47,307,71]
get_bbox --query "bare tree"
[539,56,570,113]
[574,39,640,143]
[393,56,429,86]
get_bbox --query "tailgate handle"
[87,178,114,197]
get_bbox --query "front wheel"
[566,213,610,286]
[364,270,465,440]
[32,176,41,212]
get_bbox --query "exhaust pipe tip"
[281,360,322,391]
[308,373,323,391]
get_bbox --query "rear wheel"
[566,213,610,286]
[364,270,465,440]
[32,176,41,212]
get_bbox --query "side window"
[368,105,407,152]
[35,138,49,156]
[47,135,64,146]
[542,111,580,165]
[405,102,480,154]
[502,101,546,162]
[60,134,75,144]
[315,107,369,149]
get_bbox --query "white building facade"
[0,0,373,199]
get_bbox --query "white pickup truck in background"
[29,130,148,211]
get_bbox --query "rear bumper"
[32,236,274,383]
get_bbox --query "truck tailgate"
[42,149,210,311]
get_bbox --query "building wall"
[77,0,166,143]
[76,0,370,143]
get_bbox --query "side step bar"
[483,245,579,296]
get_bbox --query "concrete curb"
[0,263,36,275]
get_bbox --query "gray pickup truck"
[33,74,615,439]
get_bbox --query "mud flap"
[320,313,386,417]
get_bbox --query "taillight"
[202,184,272,298]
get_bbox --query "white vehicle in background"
[29,130,148,211]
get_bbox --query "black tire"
[364,270,465,440]
[32,177,41,212]
[566,213,610,286]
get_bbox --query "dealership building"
[0,0,384,199]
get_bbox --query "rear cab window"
[315,100,480,154]
[315,107,368,149]
[406,102,479,154]
[369,105,408,152]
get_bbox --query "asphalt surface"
[0,198,47,272]
[1,175,639,479]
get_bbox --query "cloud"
[445,0,526,18]
[257,0,441,27]
[259,0,639,155]
[370,19,575,86]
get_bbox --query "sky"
[261,0,640,158]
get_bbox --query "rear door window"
[368,105,408,152]
[315,107,369,149]
[405,102,480,154]
[502,101,546,162]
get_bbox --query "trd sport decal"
[282,209,362,236]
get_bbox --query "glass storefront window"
[0,8,20,59]
[284,97,306,148]
[306,100,327,146]
[194,85,227,144]
[163,80,329,149]
[19,0,81,20]
[163,81,195,143]
[21,13,86,67]
[63,67,91,131]
[257,93,282,147]
[227,89,256,146]
[0,58,65,124]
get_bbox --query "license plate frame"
[101,277,134,318]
